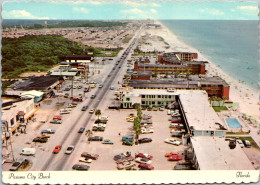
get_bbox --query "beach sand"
[141,21,259,122]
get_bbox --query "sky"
[2,0,259,20]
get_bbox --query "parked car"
[159,106,164,111]
[53,115,62,120]
[41,129,56,134]
[91,95,96,99]
[123,140,133,146]
[138,138,152,144]
[141,129,154,134]
[81,152,99,160]
[73,97,83,102]
[242,140,251,148]
[65,145,74,155]
[64,93,69,98]
[165,152,180,157]
[168,154,182,161]
[88,136,103,141]
[81,106,88,111]
[135,153,153,160]
[164,138,181,146]
[98,84,103,88]
[72,164,90,171]
[117,162,136,170]
[53,145,62,154]
[89,109,95,114]
[110,86,115,90]
[237,140,244,148]
[78,127,85,133]
[135,158,152,164]
[79,157,92,163]
[102,139,114,144]
[9,159,29,171]
[33,137,48,143]
[50,120,62,124]
[138,163,154,170]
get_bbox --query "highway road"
[29,24,144,171]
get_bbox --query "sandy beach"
[141,20,259,122]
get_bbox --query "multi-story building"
[134,61,206,75]
[158,52,198,63]
[128,76,230,99]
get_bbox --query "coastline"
[144,20,259,122]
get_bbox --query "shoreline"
[143,20,259,122]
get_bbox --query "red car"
[165,152,180,157]
[53,145,62,154]
[171,118,182,123]
[73,97,83,102]
[138,163,154,170]
[135,153,153,160]
[168,154,182,161]
[53,115,62,120]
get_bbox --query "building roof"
[137,63,188,68]
[21,90,44,97]
[179,90,226,131]
[128,76,229,88]
[65,54,93,60]
[191,137,255,170]
[14,76,59,91]
[50,71,77,76]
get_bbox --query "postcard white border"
[2,170,259,184]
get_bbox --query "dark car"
[50,120,62,124]
[9,159,30,171]
[78,127,85,133]
[138,138,152,144]
[32,137,48,143]
[72,164,90,171]
[64,93,69,98]
[88,136,103,141]
[91,95,96,99]
[95,119,107,124]
[81,106,88,111]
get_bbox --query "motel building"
[2,98,38,142]
[120,89,255,170]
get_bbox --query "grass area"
[226,132,249,135]
[213,106,228,112]
[94,48,122,57]
[226,136,260,151]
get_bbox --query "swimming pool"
[225,118,242,128]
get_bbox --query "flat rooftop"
[179,90,227,131]
[14,76,59,91]
[191,137,255,170]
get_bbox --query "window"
[158,95,161,98]
[126,98,130,101]
[141,101,145,104]
[152,101,155,105]
[142,95,145,98]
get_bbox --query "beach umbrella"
[243,113,247,116]
[248,115,252,118]
[256,122,259,124]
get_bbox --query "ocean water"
[160,20,258,90]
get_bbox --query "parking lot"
[64,108,187,171]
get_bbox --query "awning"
[24,108,39,121]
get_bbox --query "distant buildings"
[65,54,94,63]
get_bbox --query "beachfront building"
[158,52,198,63]
[2,98,38,141]
[131,71,152,80]
[134,61,206,75]
[65,54,94,63]
[120,89,255,170]
[128,76,230,99]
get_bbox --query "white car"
[167,110,171,115]
[135,157,152,164]
[127,118,134,122]
[89,109,95,114]
[141,129,154,134]
[65,145,75,155]
[93,123,107,128]
[164,138,181,146]
[237,140,244,148]
[79,157,92,163]
[98,85,103,88]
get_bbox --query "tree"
[95,109,101,119]
[133,117,141,145]
[216,97,222,107]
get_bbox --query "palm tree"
[216,97,222,107]
[133,117,141,145]
[95,109,101,119]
